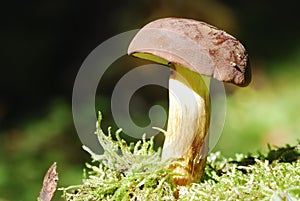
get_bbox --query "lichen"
[60,113,300,201]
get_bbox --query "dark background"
[1,1,300,200]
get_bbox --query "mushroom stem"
[162,64,210,186]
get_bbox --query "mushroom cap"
[128,17,251,86]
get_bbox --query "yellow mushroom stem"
[162,64,210,186]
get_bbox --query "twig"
[38,162,59,201]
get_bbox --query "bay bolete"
[128,17,251,186]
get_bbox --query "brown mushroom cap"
[128,17,251,86]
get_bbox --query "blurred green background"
[1,0,300,200]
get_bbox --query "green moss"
[60,113,300,200]
[60,113,176,200]
[180,150,300,200]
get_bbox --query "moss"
[60,113,176,200]
[60,113,300,200]
[180,151,300,200]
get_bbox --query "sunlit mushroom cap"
[128,17,251,86]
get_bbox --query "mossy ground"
[60,114,300,201]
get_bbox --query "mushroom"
[128,17,251,186]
